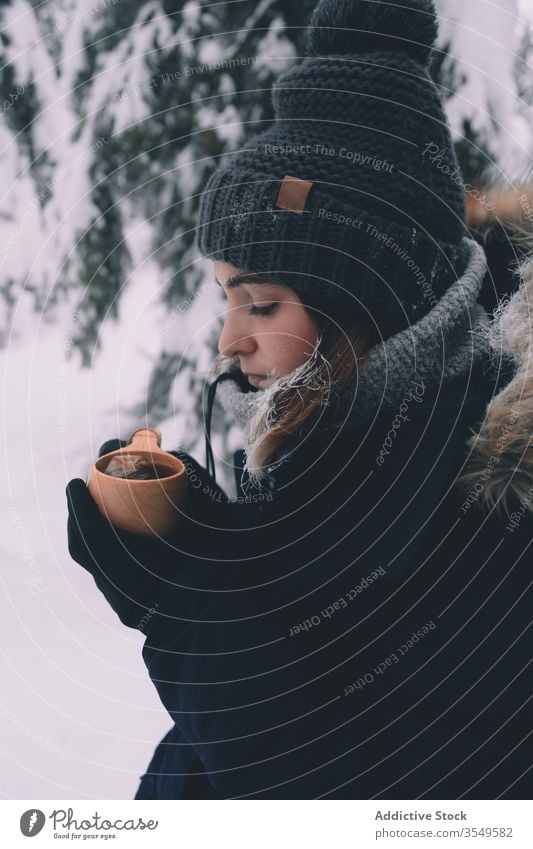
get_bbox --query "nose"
[218,305,256,359]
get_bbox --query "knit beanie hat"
[197,0,468,337]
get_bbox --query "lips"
[245,373,271,388]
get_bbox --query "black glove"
[66,438,180,628]
[98,438,128,457]
[66,440,231,628]
[66,473,174,625]
[100,439,231,520]
[165,448,232,526]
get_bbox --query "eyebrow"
[215,275,280,290]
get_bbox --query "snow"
[519,0,533,21]
[1,0,43,82]
[256,15,298,76]
[0,0,109,319]
[436,0,532,179]
[197,37,227,66]
[181,0,201,30]
[196,103,243,145]
[175,145,202,196]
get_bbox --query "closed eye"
[247,303,277,317]
[215,277,279,317]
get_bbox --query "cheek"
[285,304,319,346]
[263,306,318,365]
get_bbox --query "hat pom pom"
[306,0,438,66]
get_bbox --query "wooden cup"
[87,428,187,537]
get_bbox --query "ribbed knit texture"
[197,0,467,337]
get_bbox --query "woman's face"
[214,260,320,389]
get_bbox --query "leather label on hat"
[276,175,313,214]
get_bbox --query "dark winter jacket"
[66,260,533,800]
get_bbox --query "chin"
[260,377,278,390]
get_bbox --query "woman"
[66,0,533,799]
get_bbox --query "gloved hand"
[67,438,142,570]
[101,439,231,518]
[66,480,173,627]
[66,439,232,628]
[165,447,232,526]
[66,438,181,628]
[98,438,128,457]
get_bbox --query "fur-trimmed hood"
[459,256,533,520]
